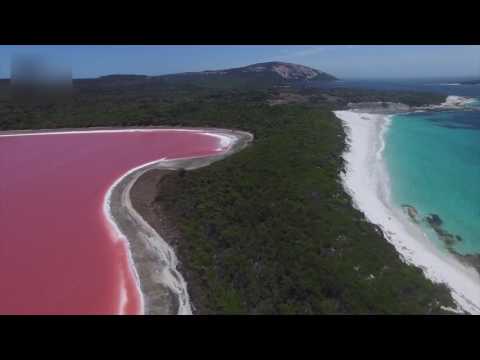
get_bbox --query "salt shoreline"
[334,110,480,314]
[105,128,253,314]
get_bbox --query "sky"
[1,45,480,79]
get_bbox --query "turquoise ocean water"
[314,78,480,255]
[384,100,480,255]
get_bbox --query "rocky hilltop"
[201,61,336,82]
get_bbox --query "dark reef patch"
[402,205,465,250]
[402,204,420,223]
[425,213,462,249]
[401,205,480,277]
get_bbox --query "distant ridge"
[79,62,336,89]
[196,61,336,81]
[98,74,149,80]
[460,79,480,85]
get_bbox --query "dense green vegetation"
[0,77,454,313]
[0,76,444,131]
[155,102,454,314]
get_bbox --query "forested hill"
[70,62,336,90]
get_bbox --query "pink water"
[0,130,227,314]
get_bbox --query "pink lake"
[0,129,227,314]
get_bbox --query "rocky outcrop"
[201,61,337,82]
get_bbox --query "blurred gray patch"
[10,54,72,105]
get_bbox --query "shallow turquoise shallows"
[384,105,480,255]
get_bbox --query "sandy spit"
[105,128,253,315]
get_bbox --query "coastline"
[106,128,253,314]
[334,109,480,314]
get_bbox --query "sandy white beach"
[436,95,477,109]
[334,110,480,314]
